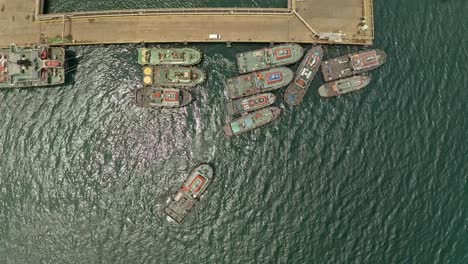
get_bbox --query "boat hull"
[226,93,276,116]
[321,49,386,82]
[163,164,213,224]
[143,66,206,87]
[318,75,371,97]
[135,87,192,108]
[138,48,202,66]
[284,46,323,106]
[236,44,304,74]
[224,106,281,136]
[224,67,293,99]
[0,45,66,89]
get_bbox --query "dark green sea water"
[1,0,468,263]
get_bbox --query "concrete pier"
[0,0,374,47]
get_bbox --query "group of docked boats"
[135,47,205,108]
[222,44,387,137]
[318,49,386,97]
[223,44,305,137]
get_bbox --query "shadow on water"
[64,48,79,85]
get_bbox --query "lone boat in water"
[164,164,213,224]
[135,87,192,108]
[236,44,304,74]
[321,49,386,81]
[224,67,293,99]
[138,48,202,66]
[226,93,276,116]
[318,75,371,97]
[142,66,205,87]
[0,44,66,89]
[284,46,323,106]
[223,107,281,136]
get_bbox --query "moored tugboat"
[226,93,276,116]
[138,48,202,66]
[164,164,213,224]
[236,44,304,74]
[224,67,293,99]
[321,49,386,81]
[318,75,371,97]
[142,66,205,87]
[223,107,281,137]
[0,44,66,89]
[135,87,192,109]
[284,46,323,106]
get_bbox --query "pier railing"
[35,0,292,21]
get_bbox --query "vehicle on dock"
[0,44,66,89]
[321,49,386,81]
[223,107,281,137]
[142,66,206,87]
[284,46,323,106]
[138,48,202,66]
[318,75,371,97]
[164,164,213,224]
[224,67,293,99]
[226,93,276,116]
[135,87,192,109]
[236,44,304,74]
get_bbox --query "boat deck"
[0,0,374,47]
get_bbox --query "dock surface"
[0,0,374,47]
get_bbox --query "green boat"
[138,48,202,66]
[142,66,205,87]
[226,93,276,116]
[223,107,281,137]
[318,75,371,97]
[284,46,323,106]
[164,164,213,224]
[135,87,192,109]
[224,67,293,99]
[0,44,65,89]
[236,43,304,74]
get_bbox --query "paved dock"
[0,0,374,47]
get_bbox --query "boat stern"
[270,107,282,120]
[317,85,329,97]
[180,89,193,107]
[223,124,234,137]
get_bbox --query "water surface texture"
[1,0,468,263]
[45,0,287,13]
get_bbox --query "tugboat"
[321,49,386,81]
[236,44,304,74]
[164,164,213,224]
[318,75,371,97]
[135,87,192,109]
[223,107,281,136]
[0,44,66,89]
[284,46,323,106]
[226,93,276,116]
[224,67,293,99]
[138,48,202,66]
[142,66,205,87]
